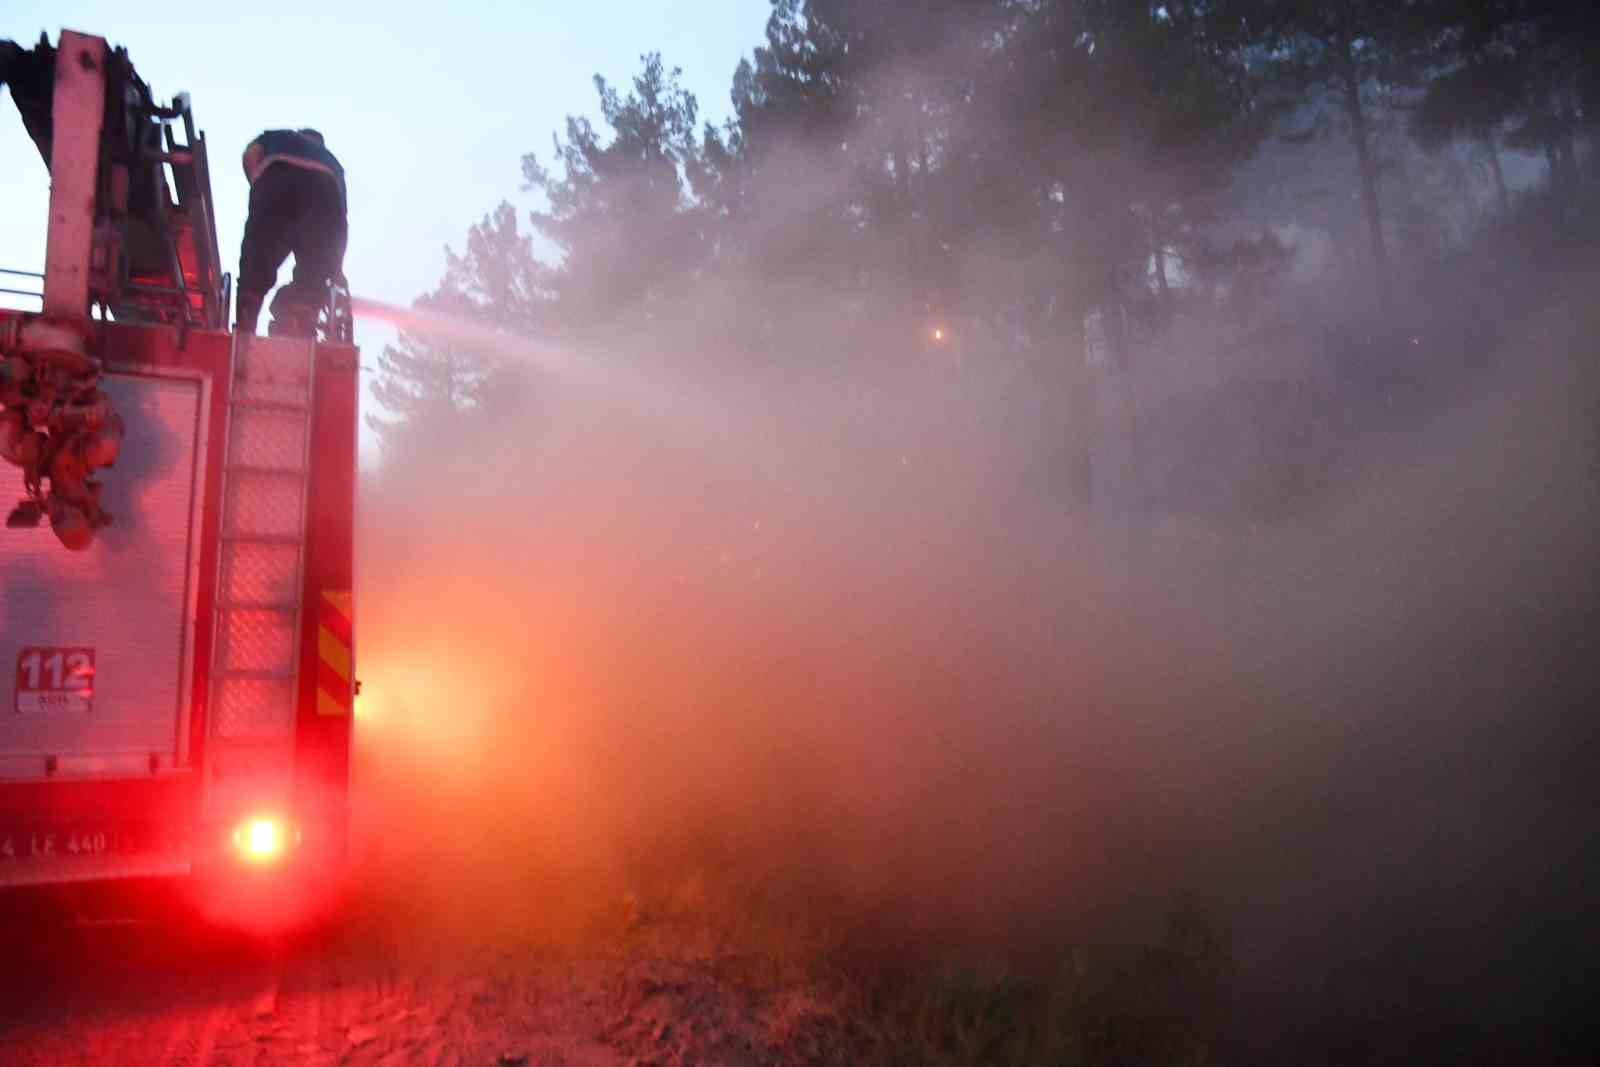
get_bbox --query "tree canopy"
[370,0,1596,511]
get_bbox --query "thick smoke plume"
[340,8,1600,1058]
[346,255,1597,1055]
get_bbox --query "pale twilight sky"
[2,2,772,464]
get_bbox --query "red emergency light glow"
[232,816,290,865]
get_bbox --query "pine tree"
[364,287,495,466]
[1228,1,1429,300]
[443,201,551,333]
[520,53,707,325]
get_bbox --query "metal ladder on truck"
[206,336,318,814]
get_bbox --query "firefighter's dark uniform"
[236,129,347,336]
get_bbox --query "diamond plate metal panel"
[236,336,312,386]
[0,375,201,776]
[229,409,306,471]
[218,609,295,673]
[214,677,297,740]
[220,541,300,604]
[235,379,309,407]
[225,473,303,537]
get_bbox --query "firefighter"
[236,128,348,337]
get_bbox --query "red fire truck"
[0,31,358,922]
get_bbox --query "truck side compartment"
[0,321,230,887]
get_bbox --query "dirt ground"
[0,896,867,1067]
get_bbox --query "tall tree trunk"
[1059,305,1095,513]
[1336,39,1390,304]
[1120,301,1143,509]
[892,145,912,209]
[1484,138,1510,216]
[1563,119,1582,189]
[1112,296,1134,374]
[1542,109,1581,195]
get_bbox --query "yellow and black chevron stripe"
[317,590,353,717]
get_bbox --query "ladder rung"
[229,399,309,413]
[206,737,298,753]
[224,464,306,478]
[220,533,303,546]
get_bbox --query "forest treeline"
[369,0,1598,515]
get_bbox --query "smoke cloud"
[340,16,1600,1058]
